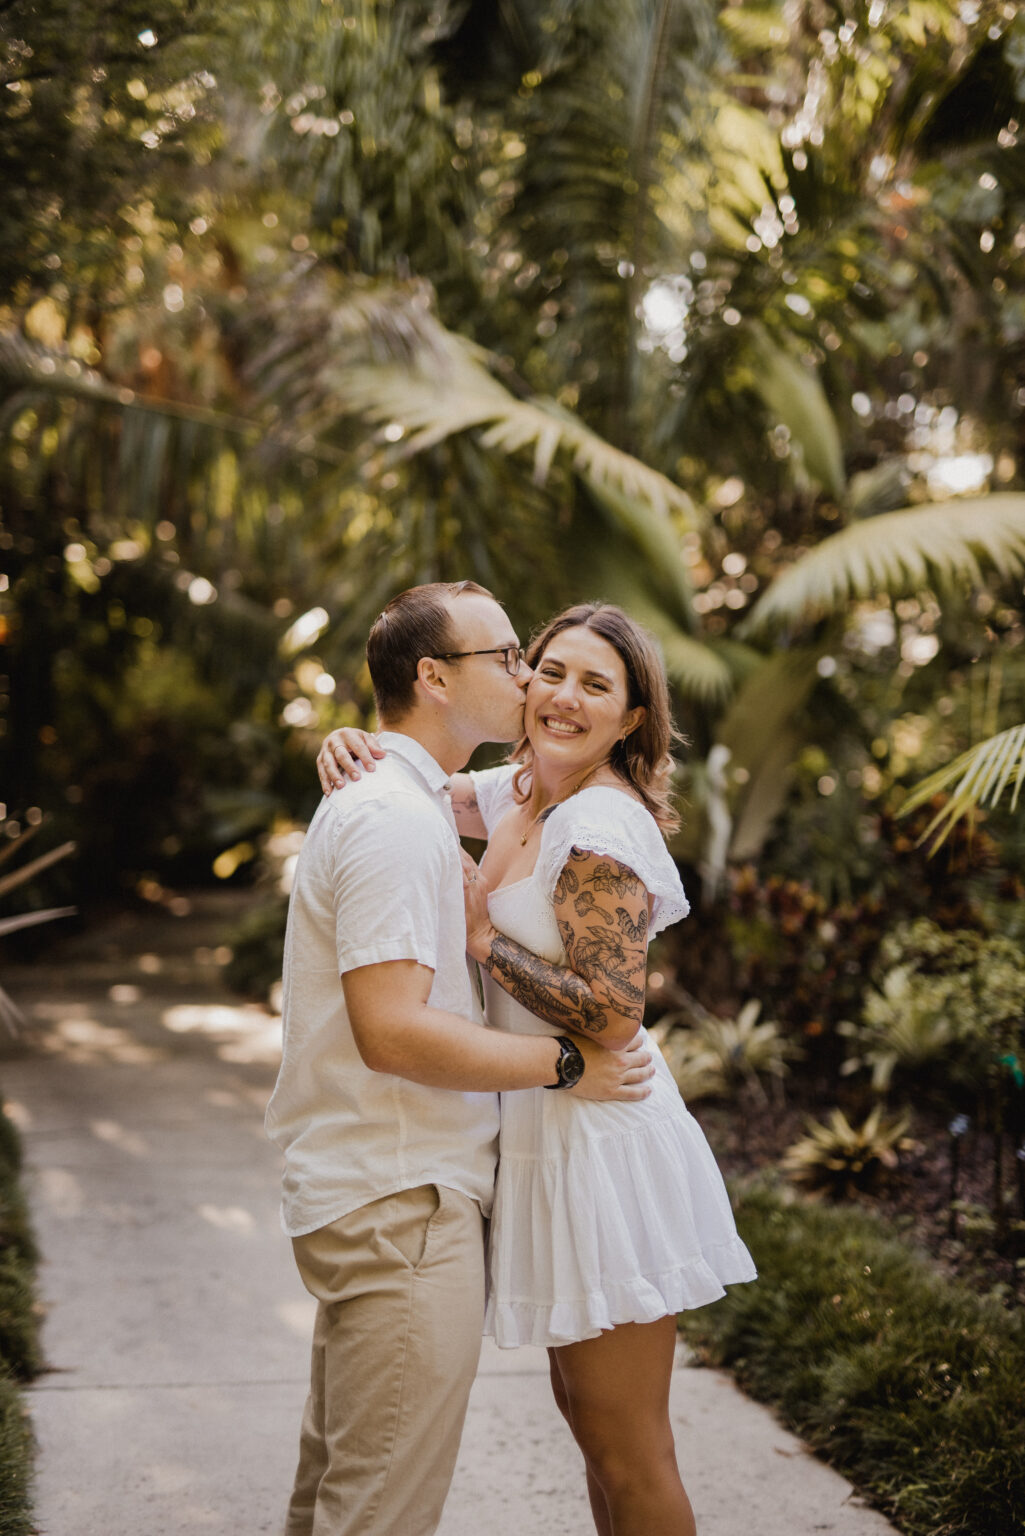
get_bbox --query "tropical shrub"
[656,998,799,1103]
[679,1183,1025,1536]
[718,865,888,1061]
[0,1101,40,1536]
[845,919,1025,1105]
[782,1107,912,1200]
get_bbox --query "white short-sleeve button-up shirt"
[265,732,500,1236]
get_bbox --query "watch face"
[560,1041,584,1086]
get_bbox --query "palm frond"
[715,650,824,859]
[0,908,77,940]
[326,316,698,525]
[901,722,1025,848]
[571,537,735,705]
[744,324,846,498]
[578,482,699,629]
[0,840,77,902]
[741,495,1025,636]
[0,328,347,469]
[645,614,737,705]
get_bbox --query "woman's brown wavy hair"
[510,603,682,836]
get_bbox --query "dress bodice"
[485,873,567,1038]
[470,764,690,939]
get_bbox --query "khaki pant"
[284,1184,486,1536]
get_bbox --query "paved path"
[0,896,899,1536]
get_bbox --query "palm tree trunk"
[621,0,676,456]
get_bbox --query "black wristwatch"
[544,1034,585,1090]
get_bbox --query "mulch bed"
[694,1091,1025,1303]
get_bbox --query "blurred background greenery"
[4,0,1025,909]
[3,0,1025,1167]
[4,9,1025,1525]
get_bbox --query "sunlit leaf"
[742,496,1025,636]
[902,722,1025,848]
[331,323,699,525]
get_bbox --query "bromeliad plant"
[654,994,800,1105]
[782,1106,913,1201]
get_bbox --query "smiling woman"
[452,602,753,1536]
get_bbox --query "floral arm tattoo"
[481,848,649,1040]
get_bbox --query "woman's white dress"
[470,767,756,1349]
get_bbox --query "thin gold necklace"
[519,761,607,845]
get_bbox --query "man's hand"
[570,1029,654,1102]
[317,728,386,794]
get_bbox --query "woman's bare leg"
[548,1350,612,1536]
[551,1316,696,1536]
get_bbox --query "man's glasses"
[435,645,526,677]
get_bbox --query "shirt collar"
[376,731,452,795]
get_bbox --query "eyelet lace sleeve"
[467,762,519,837]
[537,786,690,938]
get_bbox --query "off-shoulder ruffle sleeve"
[537,786,690,938]
[467,762,519,837]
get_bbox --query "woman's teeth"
[543,718,583,735]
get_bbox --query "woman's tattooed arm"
[479,847,649,1048]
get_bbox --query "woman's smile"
[538,715,585,736]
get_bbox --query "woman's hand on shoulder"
[461,849,497,962]
[317,728,386,794]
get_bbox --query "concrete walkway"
[0,895,899,1536]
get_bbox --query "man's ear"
[415,654,449,705]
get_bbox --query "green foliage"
[842,968,965,1094]
[0,1144,36,1276]
[679,1184,1025,1536]
[0,0,224,302]
[0,1120,19,1181]
[0,1104,41,1535]
[0,1371,34,1536]
[781,1106,912,1200]
[741,498,1025,639]
[903,720,1025,847]
[0,1262,40,1386]
[717,865,889,1055]
[222,894,290,1000]
[657,998,799,1102]
[0,1107,40,1382]
[260,0,486,304]
[655,1035,725,1104]
[5,0,1025,921]
[707,782,1012,1069]
[846,919,1025,1099]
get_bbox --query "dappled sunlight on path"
[0,890,901,1536]
[1,891,309,1534]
